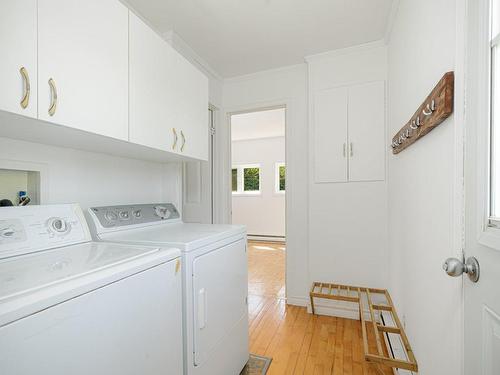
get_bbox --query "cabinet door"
[348,81,385,182]
[38,0,128,140]
[129,12,177,152]
[313,87,348,183]
[172,51,209,160]
[0,1,37,118]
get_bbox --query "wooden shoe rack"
[310,282,418,373]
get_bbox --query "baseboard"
[247,235,285,242]
[286,296,308,307]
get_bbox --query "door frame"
[222,100,289,297]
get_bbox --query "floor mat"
[240,354,272,375]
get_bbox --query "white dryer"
[0,204,183,375]
[87,203,249,375]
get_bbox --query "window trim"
[231,164,262,196]
[275,162,286,194]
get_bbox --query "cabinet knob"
[19,67,30,109]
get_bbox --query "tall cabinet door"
[348,81,385,182]
[0,1,37,118]
[129,12,176,152]
[172,52,209,160]
[38,0,128,140]
[313,87,348,183]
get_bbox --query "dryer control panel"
[89,203,180,229]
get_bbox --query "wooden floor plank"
[247,241,393,375]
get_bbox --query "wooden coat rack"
[391,71,454,154]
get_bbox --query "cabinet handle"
[172,128,178,150]
[343,143,346,157]
[180,130,186,152]
[19,67,30,109]
[48,78,57,116]
[349,142,353,157]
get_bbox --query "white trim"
[231,163,262,195]
[223,64,305,84]
[304,39,386,63]
[0,159,49,204]
[285,296,308,307]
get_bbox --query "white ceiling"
[231,108,285,141]
[125,0,394,78]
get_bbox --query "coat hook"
[423,104,433,116]
[405,128,410,138]
[430,99,436,111]
[410,120,418,130]
[416,116,421,126]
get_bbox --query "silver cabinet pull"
[343,143,346,157]
[172,128,178,150]
[349,142,353,157]
[20,67,30,109]
[48,78,57,116]
[180,130,186,152]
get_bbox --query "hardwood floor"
[247,240,392,375]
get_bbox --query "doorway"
[229,107,287,302]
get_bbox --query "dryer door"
[192,238,248,366]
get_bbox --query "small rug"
[240,354,272,375]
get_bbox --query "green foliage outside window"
[243,168,260,191]
[279,165,286,191]
[232,169,238,192]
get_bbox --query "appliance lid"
[0,241,171,301]
[99,222,246,251]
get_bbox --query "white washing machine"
[0,204,183,375]
[87,203,249,375]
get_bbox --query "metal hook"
[405,128,410,138]
[423,100,435,116]
[410,120,418,130]
[416,116,421,126]
[430,99,436,111]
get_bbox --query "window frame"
[488,0,500,228]
[231,164,262,196]
[275,162,286,194]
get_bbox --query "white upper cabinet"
[129,13,177,152]
[313,81,385,183]
[0,1,38,118]
[171,50,209,160]
[348,81,385,182]
[314,87,348,183]
[129,12,208,160]
[37,0,129,141]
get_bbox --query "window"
[490,0,500,223]
[275,163,286,193]
[232,164,261,194]
[232,168,238,192]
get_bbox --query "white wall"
[307,44,389,289]
[387,1,463,374]
[223,64,309,303]
[231,136,285,237]
[0,137,181,210]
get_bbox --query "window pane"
[232,168,238,192]
[243,168,260,191]
[279,165,286,191]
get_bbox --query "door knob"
[442,256,480,283]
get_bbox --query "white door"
[462,0,500,373]
[129,12,177,152]
[171,51,209,160]
[348,81,385,182]
[0,1,37,118]
[313,87,348,183]
[183,107,214,224]
[192,239,248,366]
[37,0,128,140]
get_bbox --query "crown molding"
[304,39,386,63]
[384,0,400,44]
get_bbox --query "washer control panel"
[0,204,90,259]
[89,203,180,229]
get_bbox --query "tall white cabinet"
[38,0,129,141]
[0,1,38,118]
[313,81,385,183]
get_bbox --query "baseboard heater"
[310,282,418,374]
